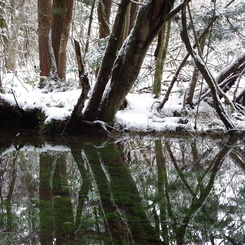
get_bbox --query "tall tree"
[83,0,132,120]
[152,20,171,98]
[97,0,112,38]
[38,0,52,86]
[52,0,74,80]
[91,0,176,122]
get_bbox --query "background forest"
[0,0,244,133]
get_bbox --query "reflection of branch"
[165,141,195,196]
[11,89,21,112]
[230,151,245,172]
[7,151,19,201]
[176,135,236,244]
[69,147,91,229]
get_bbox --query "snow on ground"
[115,93,193,132]
[0,70,244,133]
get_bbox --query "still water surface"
[0,130,244,245]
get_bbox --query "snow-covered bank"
[0,71,244,134]
[115,93,245,133]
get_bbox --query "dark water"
[0,130,244,245]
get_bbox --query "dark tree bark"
[83,0,132,120]
[38,0,52,87]
[119,1,139,48]
[96,0,176,122]
[57,0,74,80]
[97,0,111,38]
[185,34,206,107]
[51,0,73,80]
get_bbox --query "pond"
[0,130,244,245]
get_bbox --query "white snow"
[0,69,244,133]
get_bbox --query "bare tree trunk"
[119,1,139,51]
[0,1,8,74]
[83,0,131,120]
[52,0,73,81]
[152,20,171,98]
[57,0,74,80]
[97,0,176,122]
[38,0,52,87]
[84,1,96,54]
[70,40,90,122]
[97,0,111,38]
[185,35,206,107]
[129,0,139,31]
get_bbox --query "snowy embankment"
[0,71,244,133]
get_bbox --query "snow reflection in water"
[0,132,244,244]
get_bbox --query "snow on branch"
[167,0,191,21]
[216,52,245,84]
[130,0,148,6]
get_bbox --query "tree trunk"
[129,0,139,31]
[57,0,74,80]
[158,16,217,109]
[5,0,26,72]
[97,0,111,38]
[38,0,52,87]
[97,0,176,122]
[83,0,131,120]
[84,1,96,55]
[0,1,8,74]
[51,0,73,81]
[70,40,90,122]
[185,34,206,107]
[152,20,171,98]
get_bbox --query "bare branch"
[166,0,191,21]
[181,2,235,130]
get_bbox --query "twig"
[11,89,21,111]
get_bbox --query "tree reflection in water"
[0,132,244,244]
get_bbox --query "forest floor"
[0,70,245,135]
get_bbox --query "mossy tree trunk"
[152,20,171,98]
